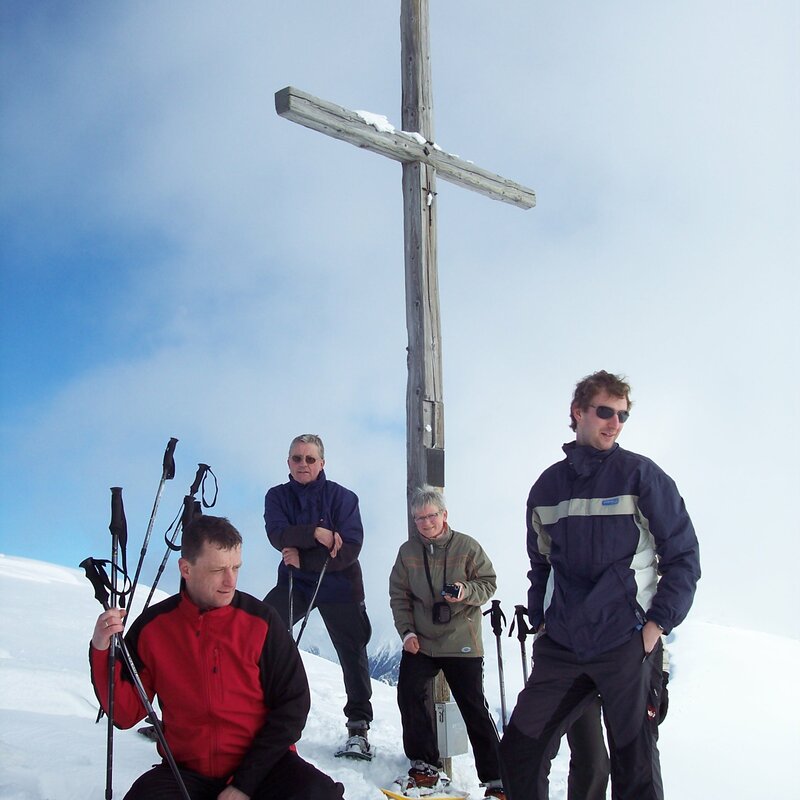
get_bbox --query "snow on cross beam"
[275,85,536,210]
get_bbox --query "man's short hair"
[569,370,633,431]
[181,515,242,563]
[289,434,325,461]
[410,484,447,515]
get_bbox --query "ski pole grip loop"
[80,557,112,609]
[200,467,218,509]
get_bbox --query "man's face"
[179,542,241,611]
[573,390,629,450]
[414,504,448,540]
[288,442,324,485]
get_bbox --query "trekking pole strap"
[188,463,218,509]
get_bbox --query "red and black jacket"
[90,591,309,796]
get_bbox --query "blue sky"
[1,1,798,639]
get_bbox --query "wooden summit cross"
[276,0,535,755]
[276,0,535,525]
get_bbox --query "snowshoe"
[334,733,375,761]
[380,779,469,799]
[381,764,469,799]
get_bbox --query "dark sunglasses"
[290,454,319,465]
[590,404,630,424]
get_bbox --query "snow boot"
[407,760,448,789]
[335,724,375,761]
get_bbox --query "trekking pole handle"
[189,464,210,497]
[484,599,507,637]
[109,487,127,545]
[162,437,178,480]
[509,604,532,642]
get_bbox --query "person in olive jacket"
[389,485,505,800]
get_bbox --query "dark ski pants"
[397,651,501,784]
[264,584,373,726]
[499,633,664,800]
[563,649,667,800]
[123,749,344,800]
[566,696,610,800]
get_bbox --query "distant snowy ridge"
[368,637,402,686]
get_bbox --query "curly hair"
[569,370,632,431]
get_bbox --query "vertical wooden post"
[402,0,444,506]
[401,0,451,776]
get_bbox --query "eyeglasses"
[290,454,319,465]
[590,404,630,424]
[414,512,441,524]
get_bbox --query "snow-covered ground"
[0,554,797,799]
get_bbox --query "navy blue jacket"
[264,470,365,604]
[527,442,700,661]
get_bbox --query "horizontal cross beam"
[276,86,536,210]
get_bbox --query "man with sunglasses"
[499,371,700,800]
[263,434,374,759]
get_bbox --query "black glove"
[658,670,670,724]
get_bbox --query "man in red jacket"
[90,515,344,800]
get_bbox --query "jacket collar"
[177,589,238,622]
[563,440,618,477]
[288,469,327,495]
[416,523,454,551]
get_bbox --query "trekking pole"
[80,557,191,800]
[287,568,295,634]
[509,604,532,684]
[128,438,178,612]
[295,557,330,647]
[484,599,508,731]
[103,487,127,799]
[143,463,216,611]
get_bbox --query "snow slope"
[0,554,797,799]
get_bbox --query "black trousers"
[566,696,610,800]
[499,633,664,800]
[123,750,344,800]
[264,584,373,725]
[397,651,501,784]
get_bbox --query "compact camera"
[432,601,452,625]
[441,583,460,599]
